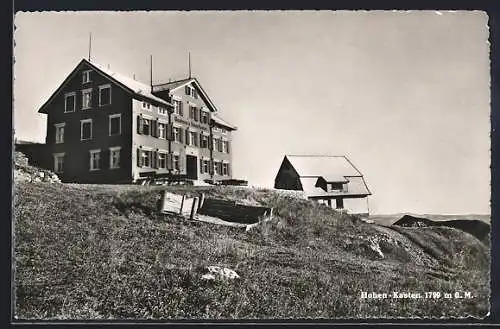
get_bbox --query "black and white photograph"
[13,10,491,320]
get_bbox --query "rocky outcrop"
[14,152,61,183]
[201,266,240,281]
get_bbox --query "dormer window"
[184,85,197,98]
[82,70,92,84]
[329,182,344,191]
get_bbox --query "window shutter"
[185,130,189,145]
[179,102,183,116]
[185,85,190,95]
[166,124,173,141]
[178,155,183,171]
[137,116,143,134]
[166,153,173,170]
[152,150,158,168]
[209,159,214,175]
[137,148,142,167]
[209,137,213,150]
[119,148,124,169]
[179,128,184,143]
[227,141,230,154]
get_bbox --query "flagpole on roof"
[88,32,92,62]
[150,54,153,92]
[188,52,191,78]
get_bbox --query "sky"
[13,11,491,215]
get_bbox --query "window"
[158,106,167,115]
[54,123,65,144]
[188,131,197,146]
[185,85,197,98]
[82,70,92,84]
[81,88,92,109]
[222,140,229,153]
[222,163,229,176]
[201,110,209,124]
[173,154,180,171]
[189,106,199,121]
[80,119,92,140]
[200,134,209,148]
[53,153,64,173]
[173,99,183,115]
[109,114,121,136]
[157,122,166,139]
[89,149,101,171]
[64,93,76,113]
[202,159,209,174]
[213,161,222,175]
[143,118,151,135]
[330,183,344,191]
[142,102,151,110]
[141,150,152,168]
[214,138,223,152]
[158,152,167,169]
[99,84,111,106]
[173,127,181,142]
[109,146,121,169]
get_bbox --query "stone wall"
[14,152,61,183]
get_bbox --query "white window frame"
[202,159,209,174]
[109,113,122,136]
[99,84,112,106]
[142,118,151,135]
[222,162,229,176]
[80,118,93,141]
[89,149,101,171]
[54,123,65,144]
[222,140,229,153]
[158,121,167,139]
[53,152,65,173]
[173,127,181,142]
[173,154,180,171]
[141,149,152,168]
[64,92,76,113]
[173,99,182,115]
[109,146,121,169]
[201,134,209,148]
[189,131,196,146]
[158,106,168,115]
[81,88,92,110]
[82,70,92,84]
[158,151,167,169]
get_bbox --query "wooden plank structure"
[158,190,273,230]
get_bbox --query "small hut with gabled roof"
[274,155,372,216]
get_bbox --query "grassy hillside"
[14,182,490,319]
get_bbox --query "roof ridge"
[286,155,346,157]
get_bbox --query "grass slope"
[14,183,490,319]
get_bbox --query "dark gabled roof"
[283,155,371,197]
[38,58,172,114]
